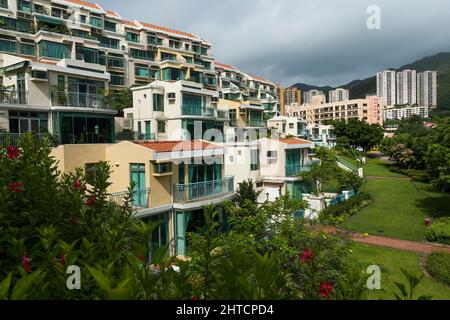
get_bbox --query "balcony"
[285,161,319,177]
[51,91,108,109]
[174,176,234,203]
[0,132,59,148]
[247,119,265,127]
[181,105,215,117]
[0,89,28,104]
[110,188,150,210]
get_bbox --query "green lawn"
[363,158,405,177]
[336,155,359,171]
[345,179,429,241]
[350,243,450,300]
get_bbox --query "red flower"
[424,218,431,226]
[300,248,314,263]
[6,145,20,159]
[74,179,81,191]
[21,255,31,273]
[60,253,65,266]
[9,181,24,193]
[191,295,199,301]
[318,282,333,299]
[85,195,96,206]
[138,255,145,263]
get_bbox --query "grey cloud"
[94,0,450,86]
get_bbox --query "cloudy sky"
[94,0,450,87]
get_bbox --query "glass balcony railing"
[110,187,150,210]
[174,176,234,203]
[247,119,265,127]
[0,89,28,104]
[51,91,108,109]
[181,105,214,117]
[285,161,319,177]
[0,133,59,148]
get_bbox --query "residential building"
[417,71,437,109]
[267,116,308,139]
[303,90,326,105]
[306,123,336,148]
[285,95,383,126]
[51,140,236,256]
[384,105,429,120]
[328,88,349,103]
[396,70,416,105]
[284,86,301,106]
[0,53,116,143]
[123,80,228,142]
[377,70,396,106]
[277,84,285,115]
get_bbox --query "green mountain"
[291,52,450,109]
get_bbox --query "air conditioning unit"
[167,92,176,100]
[212,97,219,102]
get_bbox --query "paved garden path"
[365,176,410,180]
[323,226,450,254]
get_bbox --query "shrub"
[426,219,450,245]
[319,192,373,225]
[426,252,450,287]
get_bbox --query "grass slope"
[350,243,450,300]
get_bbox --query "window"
[150,68,160,80]
[17,0,31,13]
[135,65,149,78]
[107,54,124,68]
[183,56,193,64]
[79,15,87,24]
[289,123,294,129]
[76,45,99,64]
[267,151,278,158]
[0,0,8,9]
[130,48,154,61]
[19,41,34,55]
[154,163,172,174]
[161,52,176,61]
[169,40,181,49]
[167,92,175,99]
[110,72,125,86]
[126,32,140,43]
[153,94,164,112]
[157,120,166,133]
[31,70,47,79]
[89,16,103,29]
[250,149,260,171]
[256,182,263,188]
[147,35,162,46]
[104,20,116,32]
[0,37,17,54]
[97,36,119,49]
[38,41,71,59]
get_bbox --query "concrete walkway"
[323,226,450,254]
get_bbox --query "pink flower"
[300,248,314,263]
[21,255,31,273]
[424,218,431,226]
[6,146,20,159]
[85,195,96,206]
[74,179,81,191]
[9,181,24,193]
[191,295,199,301]
[318,282,333,299]
[60,253,65,266]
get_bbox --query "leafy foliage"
[425,251,450,287]
[426,218,450,245]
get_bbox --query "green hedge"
[426,251,450,287]
[319,192,373,225]
[390,166,430,183]
[426,219,450,245]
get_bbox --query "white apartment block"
[417,71,437,109]
[267,116,308,138]
[396,70,416,105]
[303,90,326,105]
[384,105,429,121]
[328,88,349,103]
[377,70,396,106]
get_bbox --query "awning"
[0,61,28,75]
[36,15,66,26]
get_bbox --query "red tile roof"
[251,75,271,84]
[215,61,238,71]
[121,20,137,27]
[134,141,222,153]
[106,10,120,17]
[277,138,313,145]
[140,22,198,39]
[64,0,101,10]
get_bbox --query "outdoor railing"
[0,89,28,104]
[0,132,59,147]
[174,176,234,203]
[51,91,108,109]
[181,105,215,117]
[110,188,150,210]
[285,160,320,177]
[247,119,265,127]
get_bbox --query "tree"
[327,119,384,151]
[100,87,133,116]
[235,179,261,209]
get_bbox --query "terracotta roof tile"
[250,75,272,84]
[215,61,238,71]
[277,138,313,145]
[64,0,101,10]
[140,22,198,39]
[134,141,222,153]
[106,10,120,17]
